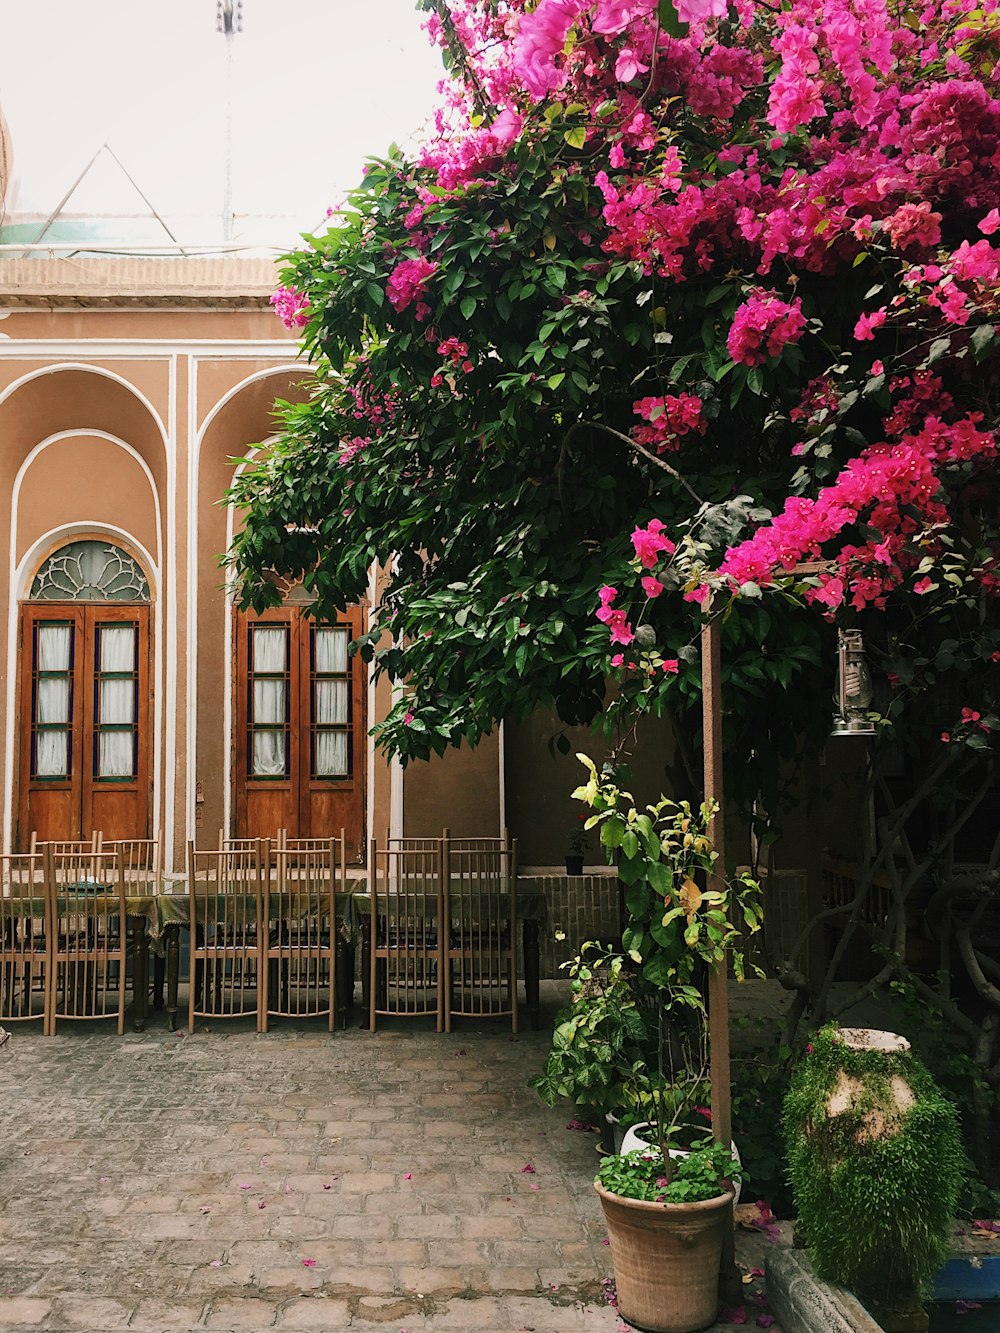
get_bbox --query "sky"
[0,0,446,250]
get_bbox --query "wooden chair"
[0,853,49,1032]
[264,839,342,1031]
[187,843,265,1031]
[30,832,101,854]
[46,847,128,1035]
[443,836,519,1032]
[101,839,162,1011]
[369,839,443,1031]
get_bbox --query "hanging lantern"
[831,628,877,737]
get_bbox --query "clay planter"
[595,1180,733,1333]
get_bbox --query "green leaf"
[563,126,587,149]
[366,281,384,306]
[460,295,477,319]
[548,371,566,389]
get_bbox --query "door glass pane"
[314,679,348,725]
[98,731,134,779]
[37,678,69,725]
[315,731,348,777]
[35,731,68,777]
[99,625,136,672]
[253,627,287,672]
[30,541,149,601]
[99,679,134,725]
[252,730,286,777]
[315,628,347,673]
[37,624,71,671]
[253,679,285,725]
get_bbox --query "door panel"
[18,604,151,848]
[235,607,366,860]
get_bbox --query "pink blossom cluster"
[338,437,367,467]
[631,519,676,569]
[632,394,705,451]
[727,293,807,367]
[595,584,635,645]
[386,257,438,318]
[269,285,309,330]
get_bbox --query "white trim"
[0,362,169,446]
[164,355,178,869]
[0,339,304,358]
[185,356,198,846]
[4,520,161,856]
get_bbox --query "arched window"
[19,540,152,847]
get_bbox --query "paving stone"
[0,986,779,1331]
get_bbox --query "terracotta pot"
[595,1181,732,1333]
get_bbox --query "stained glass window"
[30,542,149,602]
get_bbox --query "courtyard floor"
[0,986,780,1333]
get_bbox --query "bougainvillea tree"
[233,0,999,1163]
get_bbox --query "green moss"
[783,1025,964,1303]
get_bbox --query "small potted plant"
[565,815,588,875]
[596,1138,744,1333]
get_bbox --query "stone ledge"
[766,1247,883,1333]
[0,256,285,307]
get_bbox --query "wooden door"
[18,604,151,847]
[235,607,366,861]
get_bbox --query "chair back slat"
[264,844,339,1029]
[369,839,443,1029]
[46,848,128,1034]
[30,832,101,855]
[444,837,518,1031]
[186,844,264,1030]
[100,839,162,892]
[0,853,48,1028]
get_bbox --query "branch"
[581,419,706,505]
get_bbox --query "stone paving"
[0,986,780,1333]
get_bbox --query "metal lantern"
[831,628,877,736]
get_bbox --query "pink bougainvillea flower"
[592,0,656,36]
[610,652,625,667]
[529,1182,540,1191]
[322,1184,332,1190]
[854,309,888,341]
[675,0,729,22]
[521,1163,537,1173]
[641,575,664,598]
[955,1299,983,1314]
[660,659,679,674]
[719,1308,748,1326]
[238,1183,252,1190]
[513,0,584,98]
[403,710,415,726]
[757,1316,776,1329]
[209,1259,223,1268]
[269,285,309,330]
[302,1258,317,1268]
[631,519,676,568]
[386,257,438,314]
[728,292,806,366]
[978,209,1000,235]
[403,1172,413,1180]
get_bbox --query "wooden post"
[701,613,742,1302]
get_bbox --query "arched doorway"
[18,539,152,847]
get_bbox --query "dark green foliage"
[528,946,662,1120]
[597,1140,744,1205]
[784,1024,965,1303]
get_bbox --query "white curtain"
[97,626,136,777]
[252,627,287,776]
[315,680,347,725]
[35,625,71,776]
[35,732,68,778]
[315,732,348,777]
[315,628,347,673]
[37,624,71,671]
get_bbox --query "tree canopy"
[231,0,998,818]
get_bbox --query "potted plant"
[596,1139,744,1333]
[569,755,761,1332]
[565,815,588,875]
